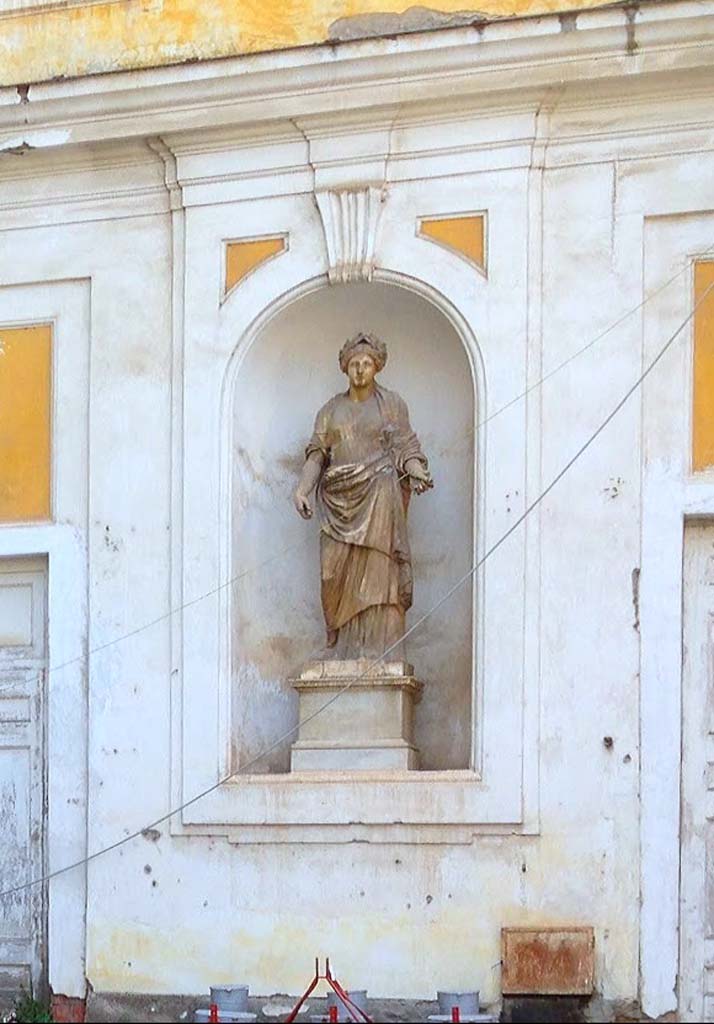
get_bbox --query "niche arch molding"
[219,270,486,777]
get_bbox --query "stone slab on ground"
[194,1010,256,1023]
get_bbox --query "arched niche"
[228,279,478,771]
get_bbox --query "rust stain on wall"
[501,926,595,995]
[329,6,493,41]
[0,0,625,88]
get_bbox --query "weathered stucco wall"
[0,0,624,88]
[0,128,638,1007]
[76,146,639,1005]
[1,3,713,1018]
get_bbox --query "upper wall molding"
[0,2,713,149]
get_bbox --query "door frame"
[0,529,88,1000]
[679,518,714,1022]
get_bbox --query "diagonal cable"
[43,249,711,680]
[2,279,710,902]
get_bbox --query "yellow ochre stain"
[0,0,621,88]
[89,908,496,996]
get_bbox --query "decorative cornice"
[315,186,385,283]
[0,3,712,148]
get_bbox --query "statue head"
[338,332,387,376]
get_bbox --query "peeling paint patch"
[0,129,71,152]
[602,476,623,500]
[329,5,492,42]
[631,567,640,632]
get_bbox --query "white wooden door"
[0,559,47,1006]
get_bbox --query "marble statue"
[293,332,433,659]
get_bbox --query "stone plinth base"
[290,659,423,771]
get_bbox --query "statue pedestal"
[290,659,423,771]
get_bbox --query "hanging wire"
[43,247,711,681]
[2,279,710,902]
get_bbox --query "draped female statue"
[293,332,432,659]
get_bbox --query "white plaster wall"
[231,282,474,772]
[0,145,640,1006]
[3,9,714,1009]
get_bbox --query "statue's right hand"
[294,492,313,519]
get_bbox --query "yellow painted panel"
[225,236,286,295]
[693,261,714,472]
[419,214,486,270]
[0,0,622,88]
[0,324,51,522]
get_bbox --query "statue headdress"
[338,332,387,374]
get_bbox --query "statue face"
[347,352,377,389]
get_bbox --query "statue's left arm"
[390,392,433,494]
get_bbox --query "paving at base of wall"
[88,993,437,1022]
[85,993,671,1023]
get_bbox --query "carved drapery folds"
[315,186,385,284]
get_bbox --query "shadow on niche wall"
[230,281,475,772]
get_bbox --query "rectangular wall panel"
[0,324,51,522]
[0,584,33,647]
[693,262,714,471]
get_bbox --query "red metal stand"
[285,958,372,1023]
